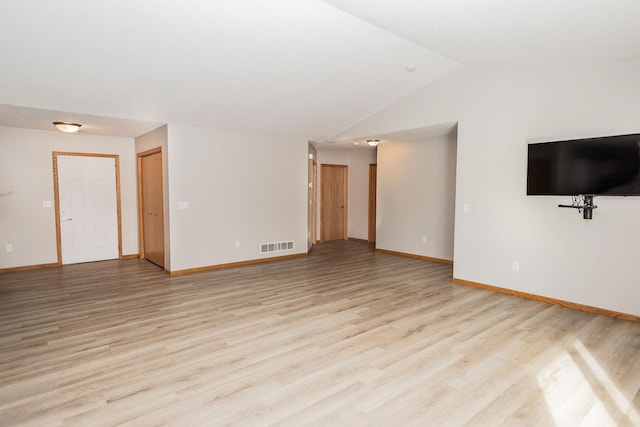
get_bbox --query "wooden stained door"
[55,154,120,264]
[138,149,164,267]
[312,161,317,244]
[320,164,347,241]
[368,163,377,243]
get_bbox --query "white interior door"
[57,155,119,264]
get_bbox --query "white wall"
[336,59,640,316]
[0,126,138,269]
[165,124,308,272]
[135,125,171,270]
[136,125,167,153]
[316,148,376,240]
[377,135,457,261]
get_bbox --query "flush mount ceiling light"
[52,121,82,133]
[367,139,380,147]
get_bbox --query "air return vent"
[260,241,294,254]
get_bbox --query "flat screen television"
[527,133,640,196]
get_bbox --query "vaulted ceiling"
[326,0,640,63]
[1,0,638,141]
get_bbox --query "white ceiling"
[325,0,640,63]
[320,121,457,151]
[0,104,162,138]
[0,0,456,140]
[0,0,638,141]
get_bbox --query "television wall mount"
[558,195,597,220]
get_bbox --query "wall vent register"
[260,241,294,254]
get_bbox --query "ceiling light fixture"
[53,121,82,133]
[367,139,380,147]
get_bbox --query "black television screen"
[527,133,640,196]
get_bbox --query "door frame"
[136,147,165,265]
[320,163,348,241]
[52,152,123,266]
[368,163,377,244]
[311,160,317,245]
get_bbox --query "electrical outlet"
[512,261,519,271]
[463,203,470,213]
[42,200,52,208]
[422,236,428,244]
[235,240,240,248]
[6,244,13,252]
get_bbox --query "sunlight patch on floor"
[572,339,640,426]
[536,339,639,426]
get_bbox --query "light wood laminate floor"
[1,241,639,426]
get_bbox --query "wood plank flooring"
[1,241,639,426]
